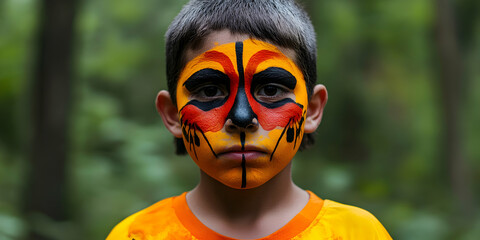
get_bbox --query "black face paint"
[270,110,306,161]
[226,42,257,128]
[181,120,218,160]
[251,67,297,89]
[240,131,246,188]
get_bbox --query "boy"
[107,0,392,239]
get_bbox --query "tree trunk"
[434,0,473,218]
[24,0,77,239]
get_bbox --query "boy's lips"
[217,145,268,162]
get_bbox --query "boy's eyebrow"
[183,68,230,91]
[251,67,297,89]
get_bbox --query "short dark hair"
[165,0,317,154]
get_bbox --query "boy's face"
[176,37,308,189]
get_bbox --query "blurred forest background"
[0,0,479,239]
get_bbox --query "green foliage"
[0,0,479,239]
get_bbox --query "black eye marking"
[182,68,230,111]
[250,67,298,108]
[183,68,230,91]
[251,67,297,90]
[270,110,306,161]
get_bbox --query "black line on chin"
[240,131,247,188]
[241,154,246,188]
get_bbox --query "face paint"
[176,39,308,189]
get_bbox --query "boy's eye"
[203,86,220,97]
[255,84,290,102]
[190,85,228,101]
[262,85,279,96]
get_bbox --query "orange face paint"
[176,39,308,189]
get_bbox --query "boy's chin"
[207,167,288,190]
[222,179,268,190]
[220,179,270,190]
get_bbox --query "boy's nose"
[225,118,259,133]
[226,89,258,132]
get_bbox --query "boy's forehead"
[184,30,296,63]
[184,30,249,62]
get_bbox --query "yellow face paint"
[176,39,308,189]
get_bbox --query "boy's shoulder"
[106,193,189,240]
[306,199,392,240]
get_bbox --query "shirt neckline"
[173,190,324,240]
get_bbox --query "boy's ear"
[304,84,328,133]
[156,90,183,138]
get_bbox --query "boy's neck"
[186,163,309,238]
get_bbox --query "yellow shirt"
[107,191,392,240]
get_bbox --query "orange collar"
[173,190,324,239]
